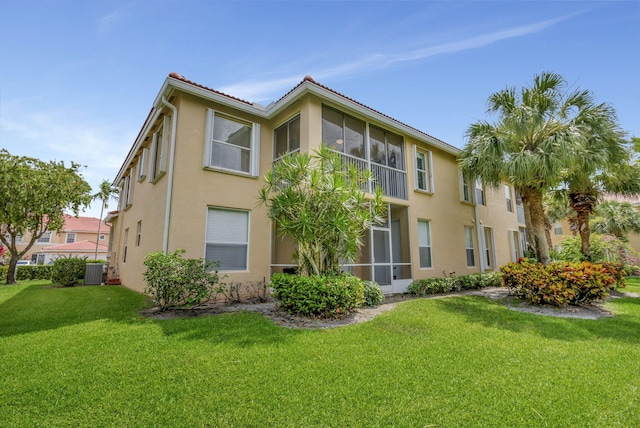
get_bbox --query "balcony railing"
[337,152,407,200]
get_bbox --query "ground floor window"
[205,207,249,271]
[418,220,432,268]
[482,227,494,269]
[464,226,475,267]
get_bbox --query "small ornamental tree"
[0,150,92,284]
[258,145,386,276]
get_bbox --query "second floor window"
[475,179,485,205]
[66,233,76,244]
[274,116,300,160]
[505,185,513,212]
[37,232,51,243]
[150,115,170,182]
[322,106,365,159]
[414,147,433,193]
[205,110,260,176]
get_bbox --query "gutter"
[161,96,178,254]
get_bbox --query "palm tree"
[591,200,640,240]
[560,100,640,259]
[458,72,606,264]
[92,179,119,260]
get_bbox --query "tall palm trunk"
[525,188,551,264]
[569,191,597,260]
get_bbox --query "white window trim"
[509,229,523,262]
[204,109,260,177]
[417,219,433,269]
[412,144,434,194]
[37,231,52,243]
[149,116,170,183]
[505,185,513,212]
[137,147,148,182]
[121,173,133,209]
[136,221,142,247]
[204,206,250,272]
[481,226,496,269]
[460,175,471,203]
[66,233,76,244]
[273,115,301,161]
[464,226,475,267]
[475,179,485,206]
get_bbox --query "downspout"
[161,96,178,254]
[475,202,485,274]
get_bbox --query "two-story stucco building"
[108,73,525,294]
[9,215,110,264]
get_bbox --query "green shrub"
[408,277,459,295]
[457,272,502,290]
[51,257,86,286]
[408,272,502,296]
[19,265,52,280]
[86,259,108,264]
[270,273,365,318]
[362,281,384,307]
[143,249,222,311]
[501,259,625,306]
[0,265,53,281]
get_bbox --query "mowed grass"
[1,279,639,427]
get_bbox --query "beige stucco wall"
[477,185,523,268]
[111,84,529,295]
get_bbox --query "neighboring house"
[41,241,109,264]
[109,72,524,294]
[9,215,110,264]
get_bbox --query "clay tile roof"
[273,76,457,151]
[62,215,110,233]
[168,72,253,105]
[42,240,108,252]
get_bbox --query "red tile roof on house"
[169,72,254,105]
[167,72,457,152]
[42,240,108,252]
[62,215,110,233]
[276,75,457,151]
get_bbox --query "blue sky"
[1,1,638,219]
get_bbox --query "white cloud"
[219,12,579,103]
[97,5,130,35]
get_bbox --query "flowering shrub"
[501,258,625,307]
[556,234,640,275]
[270,273,365,318]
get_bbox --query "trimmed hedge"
[408,272,502,296]
[143,249,223,311]
[501,259,625,307]
[0,265,53,281]
[271,273,365,318]
[51,257,86,287]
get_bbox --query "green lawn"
[1,279,639,427]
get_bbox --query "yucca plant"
[258,145,385,276]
